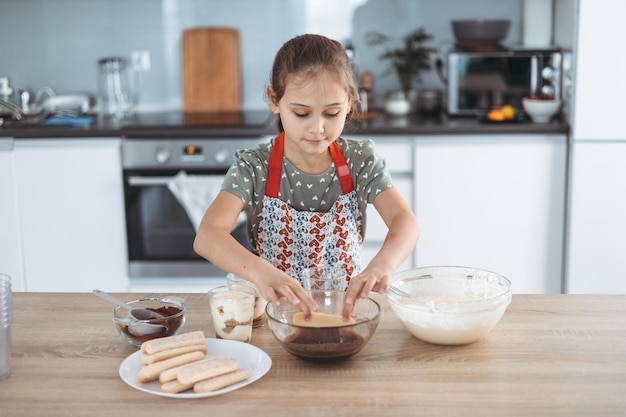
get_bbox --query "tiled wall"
[1,0,532,111]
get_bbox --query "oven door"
[123,168,253,279]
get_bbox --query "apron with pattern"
[256,132,363,286]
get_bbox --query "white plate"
[119,338,272,399]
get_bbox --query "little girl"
[194,34,419,319]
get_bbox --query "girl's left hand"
[341,266,390,319]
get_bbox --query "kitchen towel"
[42,115,94,127]
[167,171,245,231]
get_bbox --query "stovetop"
[124,109,274,129]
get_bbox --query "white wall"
[0,0,526,111]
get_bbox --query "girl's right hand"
[252,269,319,319]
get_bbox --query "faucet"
[0,96,25,120]
[35,86,55,103]
[0,86,56,123]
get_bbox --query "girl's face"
[268,70,351,163]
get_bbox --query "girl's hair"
[268,34,360,132]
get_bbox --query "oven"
[121,136,266,287]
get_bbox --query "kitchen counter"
[0,109,568,138]
[2,292,624,416]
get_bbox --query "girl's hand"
[342,265,390,319]
[252,269,319,319]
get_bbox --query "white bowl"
[522,97,561,123]
[387,266,511,345]
[384,99,410,117]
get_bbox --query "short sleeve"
[339,138,394,206]
[221,143,271,207]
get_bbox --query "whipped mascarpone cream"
[209,289,254,342]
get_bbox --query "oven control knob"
[155,148,171,164]
[541,85,556,97]
[542,66,557,82]
[214,148,229,163]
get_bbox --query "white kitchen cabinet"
[414,134,567,294]
[566,142,626,293]
[0,138,26,291]
[564,0,626,294]
[346,135,415,272]
[13,138,129,292]
[571,0,626,140]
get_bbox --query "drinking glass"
[0,273,13,380]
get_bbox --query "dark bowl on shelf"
[451,20,511,42]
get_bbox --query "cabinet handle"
[127,176,175,186]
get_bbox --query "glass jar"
[97,57,134,118]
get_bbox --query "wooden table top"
[1,292,625,416]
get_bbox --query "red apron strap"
[328,142,354,194]
[265,132,354,197]
[266,132,285,198]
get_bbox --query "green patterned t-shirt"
[221,136,394,248]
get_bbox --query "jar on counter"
[416,89,442,114]
[358,71,375,114]
[97,57,134,118]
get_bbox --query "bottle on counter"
[358,71,376,114]
[0,77,15,118]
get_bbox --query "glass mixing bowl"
[266,290,380,360]
[388,266,511,345]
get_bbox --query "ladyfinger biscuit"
[138,350,206,383]
[177,357,238,385]
[141,330,205,355]
[194,368,251,393]
[161,378,195,394]
[159,360,196,384]
[141,344,207,365]
[293,311,355,327]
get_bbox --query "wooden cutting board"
[182,27,241,112]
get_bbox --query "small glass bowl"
[112,296,187,348]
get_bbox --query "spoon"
[92,289,168,336]
[387,285,417,298]
[387,275,433,298]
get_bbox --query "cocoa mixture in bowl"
[266,290,380,361]
[113,297,187,348]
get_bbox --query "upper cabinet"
[571,0,626,140]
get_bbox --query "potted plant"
[366,27,437,114]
